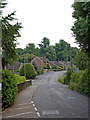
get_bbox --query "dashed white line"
[5,112,33,118]
[37,112,40,117]
[34,107,37,111]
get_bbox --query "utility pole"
[69,44,72,73]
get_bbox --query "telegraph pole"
[69,44,72,73]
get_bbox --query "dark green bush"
[15,69,19,72]
[14,74,26,85]
[37,70,43,75]
[20,63,37,79]
[60,65,64,71]
[43,66,47,69]
[64,68,71,84]
[2,70,18,109]
[58,76,65,84]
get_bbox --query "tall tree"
[2,11,22,68]
[71,2,90,57]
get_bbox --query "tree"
[71,2,90,56]
[2,11,22,68]
[42,37,50,48]
[19,53,35,63]
[74,50,89,70]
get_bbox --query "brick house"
[32,57,47,70]
[49,61,55,68]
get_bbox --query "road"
[32,71,88,118]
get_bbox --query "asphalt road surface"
[32,71,88,118]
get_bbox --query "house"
[49,61,55,68]
[31,57,47,70]
[53,61,67,70]
[8,62,23,73]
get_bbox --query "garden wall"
[18,80,32,92]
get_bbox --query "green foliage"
[20,63,37,79]
[18,53,35,63]
[60,65,64,71]
[37,70,43,75]
[72,2,90,56]
[2,70,18,109]
[43,66,47,69]
[58,76,65,84]
[64,68,71,84]
[74,50,89,70]
[69,69,90,96]
[14,74,26,85]
[47,63,50,69]
[2,11,22,68]
[52,65,58,69]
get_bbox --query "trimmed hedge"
[58,76,65,84]
[37,70,43,75]
[14,74,26,85]
[20,63,37,79]
[2,70,18,109]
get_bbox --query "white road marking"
[33,104,35,107]
[31,101,33,104]
[15,103,31,106]
[42,110,59,115]
[34,107,37,111]
[3,106,31,113]
[5,112,33,118]
[37,112,40,117]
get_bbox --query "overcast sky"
[3,0,79,49]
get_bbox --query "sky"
[3,0,79,49]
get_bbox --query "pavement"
[2,82,39,119]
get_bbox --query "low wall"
[17,80,32,93]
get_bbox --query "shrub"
[58,76,65,84]
[47,63,50,69]
[2,70,18,109]
[20,63,37,79]
[14,74,26,85]
[15,69,19,72]
[69,69,90,96]
[43,66,47,69]
[60,65,64,71]
[37,70,43,75]
[52,65,58,69]
[64,68,71,84]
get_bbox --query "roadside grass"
[58,76,65,84]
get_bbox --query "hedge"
[20,63,37,79]
[64,68,71,84]
[37,70,43,75]
[69,69,90,96]
[14,74,26,85]
[2,70,18,109]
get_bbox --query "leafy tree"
[19,53,35,63]
[41,37,50,48]
[2,11,22,68]
[16,48,23,55]
[71,2,90,56]
[74,50,89,70]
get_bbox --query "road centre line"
[4,111,33,118]
[3,106,32,113]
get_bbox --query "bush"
[52,65,58,69]
[14,74,26,85]
[60,65,64,71]
[64,68,71,84]
[47,63,50,69]
[15,69,19,72]
[37,70,43,75]
[20,63,37,79]
[58,76,65,84]
[2,70,18,109]
[69,69,90,96]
